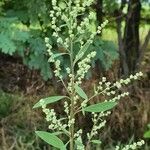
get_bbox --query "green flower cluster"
[115,140,145,150]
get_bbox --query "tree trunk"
[114,0,128,76]
[123,0,141,75]
[95,0,103,25]
[94,0,103,77]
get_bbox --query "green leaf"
[0,34,16,55]
[33,96,66,108]
[11,29,30,42]
[93,37,118,70]
[75,41,91,63]
[91,140,102,144]
[60,146,67,150]
[35,131,66,149]
[49,53,68,60]
[144,130,150,138]
[75,140,84,147]
[75,136,84,148]
[75,84,88,100]
[52,132,63,136]
[84,101,117,112]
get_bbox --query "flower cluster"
[40,100,67,131]
[67,74,74,92]
[74,95,80,105]
[99,111,111,118]
[49,0,67,48]
[64,101,69,114]
[96,72,143,94]
[87,119,106,140]
[87,112,108,141]
[45,37,53,57]
[54,60,62,78]
[94,72,143,103]
[115,140,145,150]
[114,72,143,89]
[81,99,88,108]
[97,20,109,34]
[108,92,129,102]
[68,116,75,127]
[76,51,96,85]
[74,129,83,138]
[82,0,94,7]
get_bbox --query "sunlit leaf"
[35,131,66,149]
[33,96,66,108]
[75,84,88,100]
[84,101,117,112]
[75,41,91,63]
[49,53,68,60]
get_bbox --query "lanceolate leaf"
[33,96,66,108]
[75,84,88,100]
[49,53,68,60]
[35,131,66,149]
[84,101,117,112]
[74,41,91,63]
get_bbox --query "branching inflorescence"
[33,0,145,150]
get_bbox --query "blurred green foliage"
[144,124,150,138]
[0,90,16,118]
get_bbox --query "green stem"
[68,1,75,149]
[69,39,75,150]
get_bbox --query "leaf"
[11,29,30,42]
[75,140,84,147]
[0,34,16,55]
[29,37,46,54]
[144,130,150,138]
[93,37,118,70]
[33,96,66,108]
[91,140,102,144]
[75,41,91,63]
[75,84,88,100]
[35,131,66,149]
[49,53,68,60]
[52,132,63,136]
[84,101,117,112]
[60,146,67,150]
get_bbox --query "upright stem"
[69,40,75,150]
[68,1,75,149]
